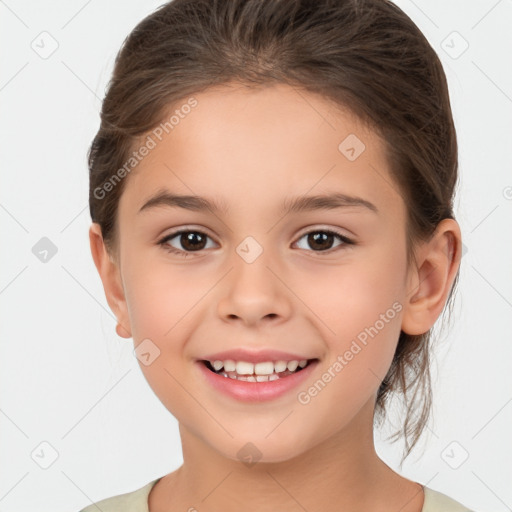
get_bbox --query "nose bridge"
[217,236,291,325]
[231,236,278,298]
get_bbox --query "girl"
[80,0,473,510]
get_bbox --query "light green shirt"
[78,477,475,511]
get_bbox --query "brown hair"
[88,0,460,464]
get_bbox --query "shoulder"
[77,478,161,512]
[422,486,475,512]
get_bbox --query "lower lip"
[196,360,319,402]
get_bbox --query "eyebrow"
[138,190,378,216]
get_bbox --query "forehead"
[120,82,404,221]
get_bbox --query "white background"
[0,1,511,511]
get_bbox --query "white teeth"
[212,360,224,371]
[224,359,236,372]
[218,371,286,381]
[235,361,254,375]
[207,358,311,380]
[274,360,288,373]
[287,360,299,372]
[254,361,275,375]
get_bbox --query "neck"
[149,396,424,512]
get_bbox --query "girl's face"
[110,83,416,462]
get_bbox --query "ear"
[401,218,462,336]
[89,223,132,339]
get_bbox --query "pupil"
[182,232,206,251]
[308,232,333,251]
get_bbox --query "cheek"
[340,252,404,352]
[122,254,207,341]
[304,249,405,390]
[301,249,404,333]
[300,294,402,432]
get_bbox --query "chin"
[212,434,312,466]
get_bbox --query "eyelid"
[294,224,354,240]
[158,225,218,243]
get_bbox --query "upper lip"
[198,349,317,364]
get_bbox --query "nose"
[217,250,293,328]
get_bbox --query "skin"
[90,82,462,512]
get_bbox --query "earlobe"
[89,223,132,339]
[401,219,462,336]
[115,323,132,338]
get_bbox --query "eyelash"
[157,228,355,258]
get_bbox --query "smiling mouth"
[201,359,318,382]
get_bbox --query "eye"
[158,227,355,258]
[158,229,217,257]
[293,229,354,253]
